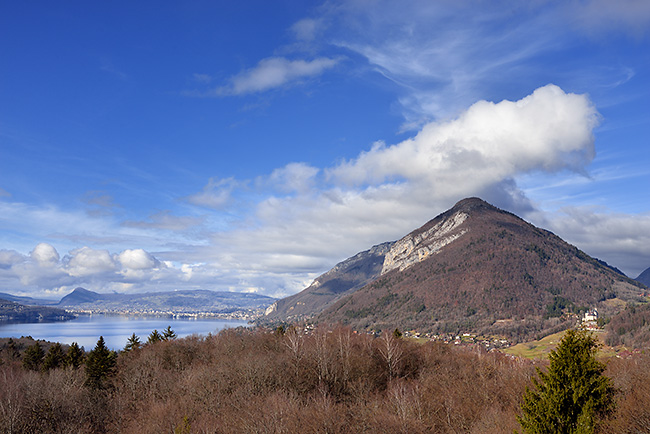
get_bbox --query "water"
[0,315,249,351]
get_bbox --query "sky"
[1,0,649,299]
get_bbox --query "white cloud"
[184,177,240,209]
[117,249,158,270]
[217,57,341,95]
[65,247,117,277]
[30,243,60,267]
[291,18,323,41]
[328,85,598,189]
[0,249,23,270]
[192,73,213,84]
[267,162,320,194]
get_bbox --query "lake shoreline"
[0,315,250,350]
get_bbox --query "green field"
[504,329,617,360]
[503,331,567,359]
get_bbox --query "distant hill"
[0,292,57,306]
[636,267,650,287]
[0,298,75,323]
[267,197,645,341]
[58,287,102,305]
[57,287,276,314]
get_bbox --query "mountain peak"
[449,197,499,214]
[58,287,101,305]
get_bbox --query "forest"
[0,326,649,433]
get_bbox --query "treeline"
[0,327,649,433]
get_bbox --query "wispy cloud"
[569,0,650,37]
[123,211,204,231]
[100,57,128,80]
[184,177,240,209]
[214,57,342,96]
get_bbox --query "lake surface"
[0,315,250,350]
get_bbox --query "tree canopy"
[22,342,44,371]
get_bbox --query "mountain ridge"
[636,267,650,287]
[262,242,393,323]
[56,287,276,314]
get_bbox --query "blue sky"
[1,0,649,298]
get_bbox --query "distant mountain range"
[56,287,276,314]
[0,292,57,305]
[0,288,276,319]
[261,197,647,341]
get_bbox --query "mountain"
[268,197,645,341]
[0,298,75,323]
[59,287,102,305]
[636,267,650,287]
[262,242,394,323]
[0,292,57,305]
[57,288,276,314]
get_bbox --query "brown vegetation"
[0,327,649,433]
[605,302,650,348]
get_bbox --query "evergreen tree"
[123,333,142,352]
[518,329,615,434]
[22,342,45,371]
[64,342,85,369]
[85,336,117,389]
[5,338,20,361]
[147,329,163,344]
[163,325,177,341]
[42,342,65,371]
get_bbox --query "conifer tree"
[147,329,163,344]
[163,325,177,340]
[64,342,85,369]
[518,329,615,434]
[124,333,142,352]
[5,338,20,361]
[22,342,45,371]
[85,336,117,389]
[42,342,65,371]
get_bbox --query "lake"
[0,315,250,350]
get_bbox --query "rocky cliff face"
[381,211,468,275]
